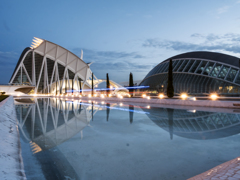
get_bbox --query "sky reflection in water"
[15,98,240,180]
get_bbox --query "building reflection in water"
[106,103,110,121]
[142,107,240,140]
[15,98,240,154]
[15,98,100,152]
[167,108,174,140]
[129,105,134,124]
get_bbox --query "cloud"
[0,51,18,66]
[72,48,145,62]
[71,48,151,78]
[217,6,230,14]
[143,33,240,54]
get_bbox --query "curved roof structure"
[140,51,240,96]
[9,37,95,94]
[16,98,99,151]
[8,37,126,95]
[142,107,240,140]
[163,51,240,67]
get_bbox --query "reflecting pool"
[15,98,240,180]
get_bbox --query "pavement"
[0,96,26,179]
[189,157,240,180]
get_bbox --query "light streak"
[66,101,149,114]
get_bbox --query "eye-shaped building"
[139,51,240,96]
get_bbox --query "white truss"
[16,98,101,151]
[10,37,97,94]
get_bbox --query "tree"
[79,80,82,95]
[106,73,110,96]
[129,72,134,97]
[129,105,134,124]
[167,108,174,140]
[167,59,174,98]
[92,72,94,96]
[106,103,110,121]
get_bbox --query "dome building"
[139,51,240,96]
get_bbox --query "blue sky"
[1,0,240,84]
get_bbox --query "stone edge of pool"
[0,96,26,179]
[77,96,240,109]
[188,156,240,179]
[14,96,240,109]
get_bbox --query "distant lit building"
[139,51,240,96]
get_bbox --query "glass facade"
[140,57,240,96]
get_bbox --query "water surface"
[15,98,240,180]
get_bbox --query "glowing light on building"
[210,94,218,100]
[181,93,188,100]
[31,37,43,49]
[159,94,164,99]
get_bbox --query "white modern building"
[4,37,126,95]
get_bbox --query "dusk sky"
[1,0,240,84]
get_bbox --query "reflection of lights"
[120,103,123,106]
[191,97,196,101]
[147,105,150,109]
[181,93,187,100]
[67,101,149,114]
[187,109,196,113]
[147,96,150,99]
[159,94,164,99]
[210,94,218,100]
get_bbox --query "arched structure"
[140,51,240,96]
[9,37,96,94]
[142,107,240,140]
[15,98,101,151]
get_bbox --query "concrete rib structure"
[9,37,95,94]
[140,51,240,96]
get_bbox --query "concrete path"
[0,96,26,179]
[189,156,240,180]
